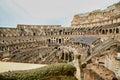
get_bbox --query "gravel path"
[0,62,46,73]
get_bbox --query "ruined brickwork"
[71,2,120,28]
[0,1,120,80]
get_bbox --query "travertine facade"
[71,2,120,28]
[0,1,120,80]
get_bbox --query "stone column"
[74,54,82,80]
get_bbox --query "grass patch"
[0,63,77,80]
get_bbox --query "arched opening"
[109,29,112,33]
[65,32,67,35]
[61,53,64,59]
[70,32,72,35]
[2,40,4,43]
[33,33,36,36]
[113,29,115,33]
[3,34,6,37]
[99,29,102,34]
[59,39,62,44]
[48,39,51,44]
[16,46,18,49]
[69,53,72,62]
[51,32,53,35]
[112,77,118,80]
[106,29,108,34]
[116,28,119,34]
[65,53,68,60]
[68,32,70,35]
[20,34,22,36]
[102,30,105,34]
[96,30,98,34]
[88,28,91,34]
[59,30,62,35]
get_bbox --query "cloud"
[0,0,119,27]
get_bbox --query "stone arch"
[59,30,62,35]
[69,53,73,62]
[99,29,102,34]
[102,30,105,34]
[106,29,108,34]
[88,28,91,31]
[51,32,53,35]
[112,77,118,80]
[109,29,112,34]
[68,32,70,35]
[61,53,64,59]
[2,40,5,43]
[64,32,67,35]
[87,28,91,34]
[116,28,119,34]
[70,32,72,35]
[65,53,68,60]
[113,28,115,33]
[16,46,19,49]
[33,32,36,36]
[59,38,62,44]
[96,30,99,34]
[48,39,51,44]
[2,34,6,37]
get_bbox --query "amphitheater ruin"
[0,1,120,80]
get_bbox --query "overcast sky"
[0,0,119,28]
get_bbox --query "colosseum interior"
[0,1,120,80]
